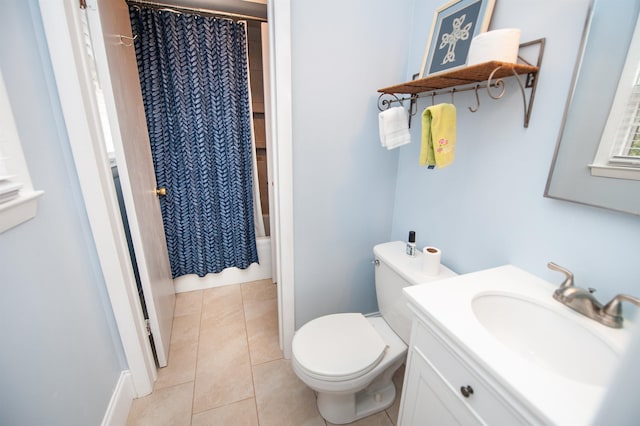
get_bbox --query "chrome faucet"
[548,262,640,328]
[600,294,640,328]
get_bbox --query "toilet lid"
[292,313,388,381]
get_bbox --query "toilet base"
[316,358,403,425]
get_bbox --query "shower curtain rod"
[126,0,267,22]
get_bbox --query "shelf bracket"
[484,38,545,128]
[515,38,545,128]
[512,69,533,128]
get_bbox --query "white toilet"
[292,241,457,424]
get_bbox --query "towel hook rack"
[377,93,403,112]
[469,85,481,113]
[409,94,418,117]
[450,88,456,104]
[486,66,507,100]
[376,38,545,128]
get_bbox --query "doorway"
[125,4,279,293]
[91,0,275,364]
[38,0,295,397]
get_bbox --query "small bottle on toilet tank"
[406,231,416,256]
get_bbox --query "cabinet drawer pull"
[460,385,474,398]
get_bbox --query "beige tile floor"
[127,279,404,426]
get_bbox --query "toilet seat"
[292,313,388,382]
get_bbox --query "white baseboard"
[174,237,272,293]
[102,370,135,426]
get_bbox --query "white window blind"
[609,79,640,165]
[0,67,44,232]
[590,13,640,180]
[0,149,22,204]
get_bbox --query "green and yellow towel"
[420,104,456,168]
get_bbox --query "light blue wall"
[291,0,640,329]
[392,4,640,419]
[291,0,414,327]
[392,0,640,304]
[0,2,126,425]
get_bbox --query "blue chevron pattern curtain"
[129,7,258,278]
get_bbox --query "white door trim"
[38,0,155,396]
[268,0,295,358]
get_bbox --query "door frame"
[38,0,156,396]
[38,0,295,395]
[267,0,295,359]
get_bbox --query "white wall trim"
[269,0,295,359]
[101,370,135,426]
[38,0,156,396]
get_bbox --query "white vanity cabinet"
[397,266,630,425]
[398,314,538,426]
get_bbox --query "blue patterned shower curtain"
[129,7,258,278]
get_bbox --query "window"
[0,68,44,233]
[590,14,640,181]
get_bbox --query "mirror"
[545,0,640,216]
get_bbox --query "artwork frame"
[419,0,496,78]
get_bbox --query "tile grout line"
[239,282,262,425]
[188,290,205,425]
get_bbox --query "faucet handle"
[547,262,574,289]
[601,294,640,328]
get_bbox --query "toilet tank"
[373,241,457,343]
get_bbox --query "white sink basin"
[472,292,619,386]
[404,265,631,425]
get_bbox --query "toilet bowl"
[291,241,457,424]
[292,314,406,424]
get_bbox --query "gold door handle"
[155,187,167,196]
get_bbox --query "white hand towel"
[378,106,411,150]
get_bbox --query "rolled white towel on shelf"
[378,106,411,150]
[467,28,521,65]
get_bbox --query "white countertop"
[404,265,631,425]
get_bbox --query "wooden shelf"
[376,40,546,127]
[378,61,539,95]
[376,37,547,128]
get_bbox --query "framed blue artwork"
[419,0,496,77]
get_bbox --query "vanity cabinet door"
[399,346,483,426]
[400,319,533,426]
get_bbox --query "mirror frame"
[544,0,640,216]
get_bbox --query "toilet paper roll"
[467,29,521,66]
[422,247,441,276]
